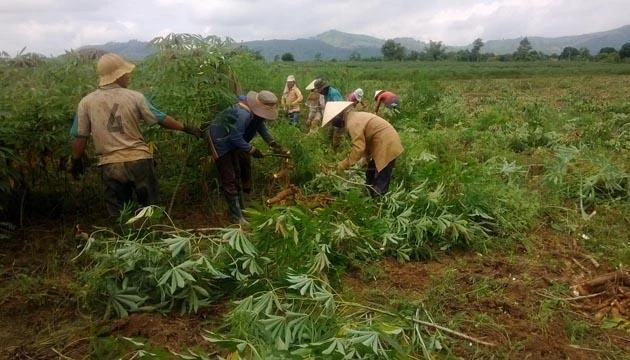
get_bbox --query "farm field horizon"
[1,46,629,359]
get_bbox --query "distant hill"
[78,25,630,61]
[240,37,381,61]
[481,25,630,55]
[78,40,156,60]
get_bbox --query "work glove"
[182,124,203,138]
[269,141,288,155]
[337,159,349,171]
[70,156,85,180]
[249,147,264,158]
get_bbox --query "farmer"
[281,75,303,126]
[70,52,201,217]
[304,81,325,134]
[203,90,287,225]
[373,89,400,115]
[313,79,345,148]
[346,88,366,110]
[322,101,403,196]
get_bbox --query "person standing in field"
[313,79,345,148]
[322,101,403,196]
[281,75,303,127]
[373,89,400,115]
[203,90,287,226]
[346,88,366,110]
[70,52,201,217]
[304,80,325,134]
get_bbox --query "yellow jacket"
[338,112,404,172]
[281,86,303,113]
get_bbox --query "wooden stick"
[582,254,600,268]
[572,258,589,273]
[537,290,605,301]
[578,270,630,291]
[410,318,497,347]
[568,344,604,352]
[342,301,497,347]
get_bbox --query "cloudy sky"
[1,0,628,56]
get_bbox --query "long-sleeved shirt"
[207,102,274,158]
[306,91,325,112]
[281,86,303,114]
[338,111,404,172]
[325,86,343,102]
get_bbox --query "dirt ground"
[1,219,628,359]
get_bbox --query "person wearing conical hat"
[203,90,287,226]
[281,75,303,126]
[312,78,345,148]
[373,89,400,115]
[71,52,201,217]
[321,102,404,196]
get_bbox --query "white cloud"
[0,0,628,55]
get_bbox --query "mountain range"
[81,25,630,61]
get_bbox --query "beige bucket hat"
[97,53,136,86]
[246,90,279,120]
[321,101,354,127]
[286,75,296,82]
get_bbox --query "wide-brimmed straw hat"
[314,79,328,90]
[97,53,135,86]
[321,101,354,127]
[286,75,296,82]
[246,90,278,120]
[374,89,384,100]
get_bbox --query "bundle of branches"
[266,154,333,208]
[570,268,630,323]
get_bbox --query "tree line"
[378,38,630,62]
[272,37,630,62]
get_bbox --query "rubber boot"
[238,191,246,209]
[226,195,250,228]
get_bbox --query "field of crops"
[1,38,629,359]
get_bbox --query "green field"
[1,42,629,359]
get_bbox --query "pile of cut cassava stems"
[265,152,333,208]
[571,268,629,323]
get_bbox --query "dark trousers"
[101,158,159,217]
[215,150,252,197]
[365,158,396,196]
[287,111,300,126]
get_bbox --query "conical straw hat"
[322,101,354,127]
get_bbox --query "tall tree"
[471,38,484,61]
[425,40,446,60]
[559,46,579,60]
[514,37,533,61]
[620,42,630,60]
[381,39,406,61]
[281,52,295,61]
[598,47,617,54]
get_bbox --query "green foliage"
[5,49,630,358]
[381,39,405,61]
[281,52,295,62]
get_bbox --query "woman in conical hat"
[322,101,404,196]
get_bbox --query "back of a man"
[72,52,199,217]
[77,85,159,166]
